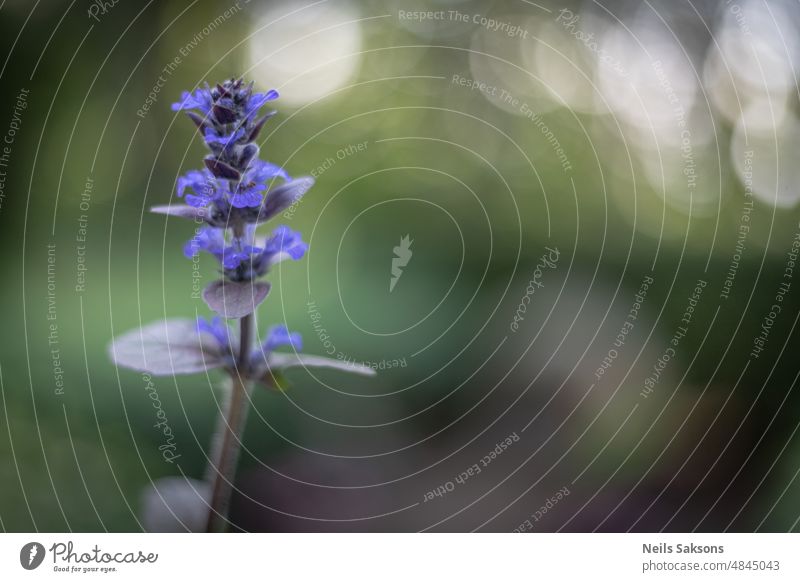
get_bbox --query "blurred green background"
[2,0,800,532]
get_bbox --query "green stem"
[205,313,252,533]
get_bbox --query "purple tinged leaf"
[247,111,277,142]
[267,353,377,376]
[150,204,208,221]
[152,204,229,228]
[256,177,314,223]
[185,111,207,130]
[213,104,237,124]
[204,157,241,180]
[107,318,225,376]
[202,279,270,319]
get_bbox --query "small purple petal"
[230,185,265,209]
[263,325,303,352]
[245,90,279,117]
[245,159,289,183]
[185,194,209,207]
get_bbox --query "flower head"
[157,78,312,234]
[184,227,251,270]
[172,79,279,179]
[171,79,277,124]
[159,78,313,291]
[175,159,290,213]
[184,224,307,281]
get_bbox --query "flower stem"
[205,313,253,533]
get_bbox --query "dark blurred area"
[1,0,800,532]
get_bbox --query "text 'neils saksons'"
[643,543,724,554]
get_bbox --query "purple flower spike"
[112,76,373,536]
[164,79,312,282]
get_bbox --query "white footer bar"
[1,533,797,580]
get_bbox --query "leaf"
[152,203,229,228]
[212,104,237,124]
[247,111,276,141]
[204,157,241,180]
[108,318,225,376]
[202,279,270,319]
[256,177,314,223]
[268,353,377,376]
[150,204,208,221]
[185,111,207,131]
[141,477,210,533]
